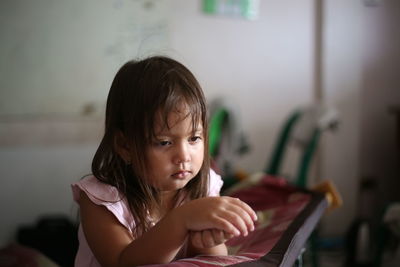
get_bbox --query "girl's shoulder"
[71,176,135,231]
[209,169,224,197]
[71,176,123,205]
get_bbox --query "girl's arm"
[79,191,187,267]
[186,241,228,258]
[186,230,231,257]
[80,192,257,267]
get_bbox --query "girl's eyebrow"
[154,127,203,137]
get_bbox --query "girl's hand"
[190,229,234,248]
[176,196,257,238]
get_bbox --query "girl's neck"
[151,190,179,221]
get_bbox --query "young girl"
[71,56,257,267]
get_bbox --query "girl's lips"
[172,171,191,179]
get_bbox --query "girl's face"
[145,108,204,193]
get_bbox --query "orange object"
[312,180,343,212]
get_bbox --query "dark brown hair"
[92,56,210,236]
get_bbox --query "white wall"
[320,0,364,236]
[0,0,169,116]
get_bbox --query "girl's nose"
[174,143,191,164]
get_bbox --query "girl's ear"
[114,131,131,164]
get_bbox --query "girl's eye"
[189,136,202,144]
[157,140,171,146]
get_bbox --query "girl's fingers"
[201,230,215,248]
[181,197,257,237]
[225,202,255,232]
[223,231,235,240]
[211,229,225,244]
[191,229,229,249]
[220,197,257,234]
[191,231,204,248]
[219,210,250,236]
[230,197,258,222]
[212,217,241,237]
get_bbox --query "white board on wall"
[0,0,169,116]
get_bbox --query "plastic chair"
[265,104,339,187]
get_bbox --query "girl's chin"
[157,180,191,192]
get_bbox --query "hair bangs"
[150,71,206,139]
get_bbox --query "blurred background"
[0,0,399,266]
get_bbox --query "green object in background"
[209,108,229,157]
[265,111,301,178]
[264,110,322,188]
[203,0,217,14]
[202,0,259,20]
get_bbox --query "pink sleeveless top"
[71,170,223,267]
